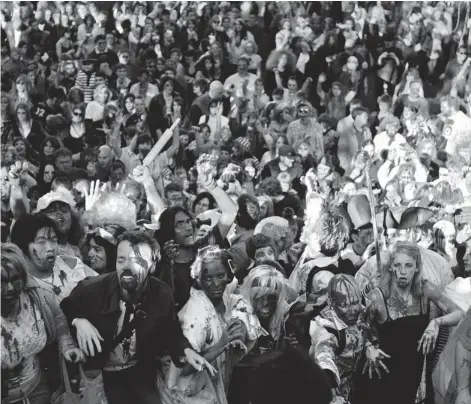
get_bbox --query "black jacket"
[60,272,190,375]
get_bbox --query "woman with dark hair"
[10,213,96,301]
[1,243,83,404]
[156,246,262,404]
[147,75,182,137]
[9,103,47,152]
[37,163,55,195]
[39,137,61,165]
[64,103,86,154]
[84,225,127,274]
[192,191,216,216]
[156,155,237,308]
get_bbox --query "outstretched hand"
[363,346,390,379]
[85,180,106,211]
[418,319,439,355]
[184,348,218,377]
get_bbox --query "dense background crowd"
[1,2,471,404]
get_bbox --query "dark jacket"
[60,272,190,374]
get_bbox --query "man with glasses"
[89,34,119,67]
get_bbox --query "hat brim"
[397,207,434,230]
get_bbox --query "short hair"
[110,160,125,173]
[11,214,58,257]
[378,94,392,106]
[51,176,73,191]
[259,177,283,197]
[246,234,276,260]
[94,34,106,44]
[54,148,72,161]
[164,183,183,198]
[352,107,369,120]
[194,78,209,93]
[273,88,284,97]
[117,230,161,263]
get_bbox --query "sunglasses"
[73,111,83,117]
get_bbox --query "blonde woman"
[85,84,111,122]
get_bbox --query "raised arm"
[196,154,238,238]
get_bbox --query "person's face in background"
[82,61,94,73]
[385,123,397,137]
[179,134,189,148]
[457,47,468,64]
[110,167,124,186]
[134,98,145,115]
[146,60,156,76]
[332,84,342,97]
[139,71,149,84]
[88,237,107,273]
[43,202,72,239]
[14,139,26,157]
[194,197,210,215]
[220,150,230,164]
[96,37,107,53]
[64,62,76,77]
[347,56,358,71]
[317,161,331,179]
[237,59,249,75]
[363,144,375,159]
[298,143,310,158]
[400,169,414,185]
[138,141,152,158]
[287,79,297,92]
[410,82,421,98]
[98,148,113,169]
[43,140,55,157]
[116,67,128,81]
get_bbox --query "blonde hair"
[240,265,289,340]
[93,84,111,103]
[379,241,423,300]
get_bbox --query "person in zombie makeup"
[35,189,83,259]
[1,243,83,404]
[358,242,456,404]
[60,231,215,404]
[156,246,262,404]
[155,154,237,308]
[309,274,388,404]
[10,213,97,302]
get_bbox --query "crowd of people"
[1,1,471,404]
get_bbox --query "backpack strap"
[324,326,346,356]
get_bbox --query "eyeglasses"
[175,217,192,230]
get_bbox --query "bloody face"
[201,260,229,301]
[43,202,72,238]
[28,227,58,272]
[329,275,362,325]
[253,289,278,321]
[116,241,154,302]
[390,251,417,289]
[254,246,276,264]
[1,265,25,307]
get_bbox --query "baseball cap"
[278,145,297,158]
[35,190,76,213]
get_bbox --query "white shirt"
[444,111,471,155]
[224,72,258,99]
[373,132,406,156]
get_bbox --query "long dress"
[156,287,262,404]
[355,289,429,404]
